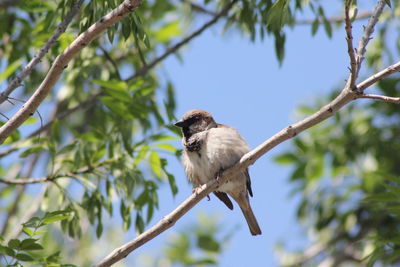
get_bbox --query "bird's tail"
[235,195,262,236]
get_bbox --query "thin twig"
[355,0,386,83]
[184,0,373,26]
[99,46,122,80]
[6,184,49,240]
[0,153,40,236]
[0,185,25,235]
[0,0,85,104]
[185,1,218,16]
[357,61,400,91]
[126,0,238,81]
[0,163,106,185]
[357,93,400,104]
[295,10,373,25]
[0,0,143,144]
[344,1,357,90]
[0,156,116,185]
[134,35,148,69]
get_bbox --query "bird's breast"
[182,127,249,189]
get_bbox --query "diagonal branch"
[0,0,143,145]
[0,0,85,104]
[94,60,400,266]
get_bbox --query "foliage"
[0,0,398,266]
[275,77,400,266]
[138,214,233,266]
[0,211,74,266]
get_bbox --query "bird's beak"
[174,119,186,127]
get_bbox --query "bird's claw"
[192,186,202,194]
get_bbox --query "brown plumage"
[175,109,262,236]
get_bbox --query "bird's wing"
[213,192,234,210]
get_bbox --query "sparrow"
[175,109,261,236]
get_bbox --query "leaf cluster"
[275,77,400,266]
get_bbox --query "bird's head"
[174,109,217,138]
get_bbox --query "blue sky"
[126,5,366,266]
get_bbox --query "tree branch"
[0,0,143,145]
[6,184,49,240]
[126,0,237,81]
[357,93,400,104]
[357,61,400,91]
[0,0,84,104]
[184,0,373,26]
[99,46,122,80]
[355,0,386,84]
[295,10,373,25]
[344,1,357,90]
[0,156,117,185]
[0,153,40,236]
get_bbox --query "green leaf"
[306,155,324,181]
[167,173,178,196]
[274,153,297,164]
[20,146,45,158]
[155,143,178,153]
[384,0,391,8]
[0,245,15,257]
[20,238,37,249]
[274,31,286,63]
[22,117,39,125]
[135,190,149,207]
[149,151,163,178]
[41,215,70,225]
[311,18,319,36]
[20,240,43,251]
[154,21,182,42]
[22,217,41,228]
[266,0,290,32]
[8,239,21,249]
[135,214,145,233]
[0,59,22,83]
[46,251,61,263]
[197,234,220,252]
[323,18,332,38]
[364,192,398,203]
[96,222,103,238]
[15,253,34,261]
[93,79,130,102]
[101,96,129,117]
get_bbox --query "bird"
[174,109,261,236]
